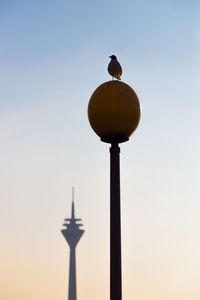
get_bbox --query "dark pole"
[110,142,122,300]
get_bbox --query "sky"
[0,0,200,299]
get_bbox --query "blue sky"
[0,1,200,299]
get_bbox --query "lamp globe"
[88,81,141,143]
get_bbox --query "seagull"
[107,55,122,80]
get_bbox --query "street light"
[88,80,141,300]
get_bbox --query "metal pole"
[110,143,122,300]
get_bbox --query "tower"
[61,188,84,300]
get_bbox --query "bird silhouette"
[107,55,122,80]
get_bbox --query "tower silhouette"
[61,188,84,300]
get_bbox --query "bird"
[107,55,122,80]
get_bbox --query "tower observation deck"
[61,188,84,300]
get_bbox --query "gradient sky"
[0,1,200,299]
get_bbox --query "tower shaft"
[68,246,76,300]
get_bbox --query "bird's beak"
[109,56,111,58]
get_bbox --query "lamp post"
[88,80,141,300]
